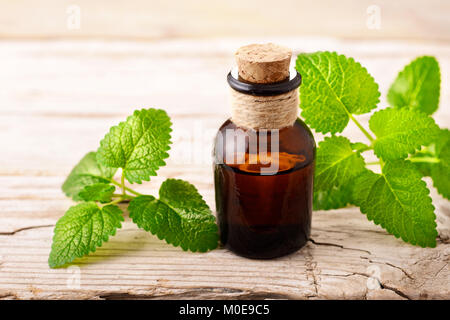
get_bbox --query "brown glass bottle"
[214,43,315,259]
[214,118,315,259]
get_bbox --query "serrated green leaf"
[62,152,117,201]
[49,202,123,268]
[296,51,380,134]
[313,182,353,211]
[353,161,437,247]
[129,179,219,252]
[315,136,365,190]
[409,129,449,177]
[431,162,450,200]
[97,108,172,184]
[433,128,450,156]
[430,129,450,199]
[388,56,440,115]
[370,108,440,160]
[78,183,115,203]
[410,152,434,177]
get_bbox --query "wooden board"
[0,38,449,299]
[1,1,450,42]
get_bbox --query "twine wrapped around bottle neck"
[230,88,299,130]
[229,43,299,130]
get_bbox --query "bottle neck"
[229,88,299,130]
[227,67,301,130]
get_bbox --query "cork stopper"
[235,43,292,84]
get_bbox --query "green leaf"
[430,128,450,156]
[409,129,449,177]
[430,129,450,199]
[62,152,117,201]
[296,51,380,134]
[313,182,353,211]
[410,152,434,177]
[351,142,371,153]
[129,179,219,252]
[49,202,124,268]
[97,108,172,184]
[78,183,115,203]
[315,136,366,191]
[370,108,440,160]
[431,160,450,200]
[388,56,440,115]
[353,161,437,247]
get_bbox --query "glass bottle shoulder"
[214,118,315,173]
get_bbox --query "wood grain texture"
[1,1,450,42]
[0,38,449,299]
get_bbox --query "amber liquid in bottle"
[214,119,315,259]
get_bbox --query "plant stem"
[380,159,385,170]
[109,178,142,196]
[349,114,375,143]
[108,197,125,206]
[408,157,440,164]
[112,193,135,199]
[366,156,439,170]
[121,173,126,196]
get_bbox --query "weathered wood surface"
[1,0,450,42]
[0,39,449,300]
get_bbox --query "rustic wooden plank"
[0,208,448,300]
[0,39,449,299]
[1,1,450,42]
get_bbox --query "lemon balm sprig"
[297,53,447,247]
[49,109,219,268]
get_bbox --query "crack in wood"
[309,238,372,255]
[437,235,450,244]
[322,271,411,300]
[304,246,319,297]
[0,292,17,300]
[321,272,369,278]
[379,283,411,300]
[98,287,294,300]
[433,263,447,278]
[313,226,389,236]
[0,224,54,236]
[359,256,414,280]
[383,262,414,280]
